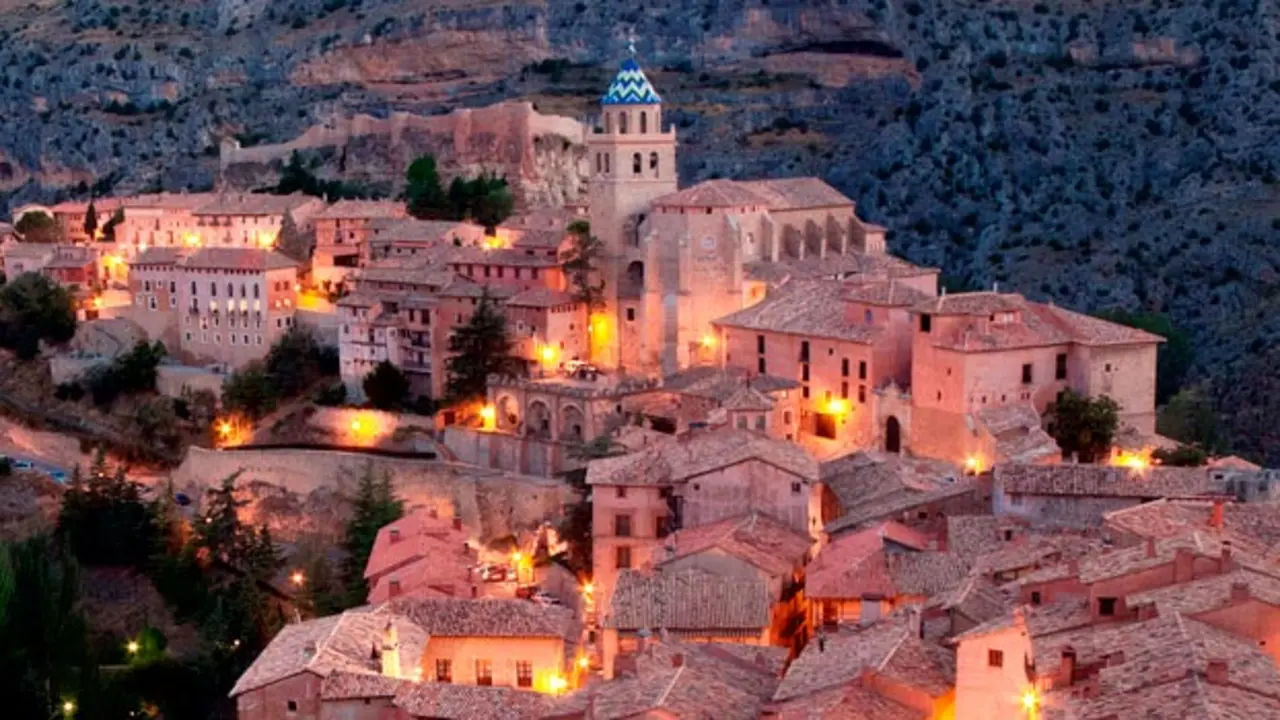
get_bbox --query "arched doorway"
[885,416,901,454]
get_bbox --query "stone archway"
[528,400,552,440]
[497,394,519,432]
[560,404,585,443]
[623,260,645,298]
[885,416,902,454]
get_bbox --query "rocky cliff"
[0,0,1277,459]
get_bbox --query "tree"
[557,434,620,575]
[276,211,312,263]
[340,464,403,606]
[14,210,60,243]
[405,154,446,220]
[101,208,125,243]
[1050,389,1120,463]
[362,360,410,410]
[83,200,99,240]
[444,289,523,404]
[221,362,278,420]
[57,452,160,568]
[1153,445,1209,467]
[264,326,333,398]
[469,174,514,230]
[1096,309,1192,405]
[86,340,166,406]
[0,272,77,359]
[1157,385,1226,454]
[562,220,606,314]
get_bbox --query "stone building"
[125,247,299,369]
[311,200,407,290]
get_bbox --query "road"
[1,452,70,483]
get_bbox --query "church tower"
[587,54,678,371]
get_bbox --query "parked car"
[515,584,541,600]
[13,459,33,470]
[48,470,67,483]
[478,564,509,583]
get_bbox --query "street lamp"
[290,570,306,587]
[126,640,140,654]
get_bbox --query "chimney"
[1230,581,1251,603]
[452,517,464,531]
[671,653,684,668]
[1209,500,1225,529]
[303,640,317,658]
[381,622,401,678]
[1145,537,1156,558]
[388,579,401,598]
[389,527,401,544]
[1206,659,1229,685]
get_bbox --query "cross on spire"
[627,28,637,56]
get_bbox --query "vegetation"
[14,210,59,243]
[1157,386,1227,454]
[220,361,278,420]
[269,151,381,200]
[57,450,160,567]
[83,200,99,239]
[222,328,338,419]
[404,153,514,229]
[0,273,77,360]
[339,464,404,607]
[1153,444,1209,467]
[1096,310,1192,404]
[1050,389,1119,463]
[444,289,523,404]
[84,340,166,407]
[562,220,606,315]
[275,211,310,263]
[101,209,125,244]
[362,360,410,411]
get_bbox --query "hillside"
[0,0,1276,460]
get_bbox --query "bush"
[313,382,347,407]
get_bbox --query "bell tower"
[587,51,678,371]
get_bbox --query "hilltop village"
[2,57,1278,720]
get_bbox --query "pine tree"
[340,463,404,606]
[444,288,523,404]
[83,199,99,240]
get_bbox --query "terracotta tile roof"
[660,366,799,401]
[194,192,320,216]
[367,554,478,604]
[633,642,788,701]
[912,292,1162,351]
[356,260,459,288]
[1013,531,1247,589]
[585,426,818,487]
[997,463,1220,499]
[713,279,883,343]
[130,247,183,266]
[506,287,579,308]
[319,670,409,699]
[824,481,979,536]
[972,535,1100,577]
[386,597,575,638]
[767,683,925,720]
[509,228,565,250]
[393,683,555,720]
[604,568,772,631]
[315,200,407,220]
[1064,672,1280,720]
[721,385,776,411]
[944,515,1007,563]
[888,551,970,596]
[772,615,954,703]
[51,192,217,213]
[821,453,959,512]
[363,508,470,581]
[739,178,854,210]
[370,218,479,245]
[976,403,1061,463]
[953,598,1094,643]
[925,573,1012,625]
[807,523,936,600]
[3,243,57,259]
[1028,301,1165,347]
[182,248,297,272]
[582,665,765,720]
[436,277,518,300]
[654,512,812,579]
[1104,500,1280,547]
[44,254,96,269]
[652,179,774,208]
[912,291,1027,316]
[501,207,581,233]
[844,280,934,306]
[744,252,938,285]
[441,246,562,268]
[230,609,426,696]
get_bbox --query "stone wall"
[172,447,576,543]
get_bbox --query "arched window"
[633,153,642,175]
[640,111,647,134]
[650,152,659,177]
[619,112,628,134]
[227,283,234,297]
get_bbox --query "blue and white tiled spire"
[601,57,662,106]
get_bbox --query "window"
[516,661,533,688]
[475,659,492,686]
[920,314,932,333]
[799,341,810,363]
[841,381,849,399]
[614,514,632,537]
[211,282,217,297]
[1098,597,1117,616]
[858,385,867,403]
[858,361,867,380]
[802,386,810,399]
[757,335,766,354]
[616,486,627,499]
[758,357,767,374]
[1022,363,1033,384]
[626,308,636,322]
[632,153,642,175]
[190,281,197,294]
[649,152,659,175]
[287,700,298,713]
[755,415,766,430]
[435,659,452,683]
[736,415,748,429]
[616,546,632,569]
[184,332,192,343]
[842,358,850,377]
[801,365,810,382]
[640,111,647,133]
[791,482,802,495]
[1056,353,1068,380]
[783,411,792,425]
[143,280,153,292]
[1031,591,1042,605]
[988,649,1004,668]
[619,112,628,134]
[148,296,157,311]
[1105,363,1113,372]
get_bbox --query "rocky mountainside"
[0,0,1277,460]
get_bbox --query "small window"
[784,411,792,426]
[920,314,932,333]
[516,661,533,688]
[757,335,766,354]
[1022,363,1033,384]
[988,649,1004,668]
[791,482,802,495]
[841,358,850,377]
[859,361,867,380]
[799,341,810,363]
[801,365,810,382]
[476,659,493,686]
[758,357,767,374]
[1098,597,1117,616]
[615,546,631,569]
[1055,353,1068,380]
[864,309,873,323]
[841,381,849,399]
[436,658,452,683]
[614,514,632,537]
[858,385,866,403]
[640,111,648,133]
[616,486,627,499]
[1105,363,1113,372]
[632,153,642,175]
[1030,591,1042,605]
[287,700,298,713]
[626,308,636,322]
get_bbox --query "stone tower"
[587,56,678,371]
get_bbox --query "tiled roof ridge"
[653,663,686,709]
[875,627,913,674]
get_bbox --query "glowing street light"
[480,404,497,430]
[825,398,850,416]
[582,581,594,596]
[548,674,568,694]
[1022,689,1039,713]
[126,640,140,654]
[217,420,233,437]
[540,345,557,364]
[61,700,76,717]
[964,454,985,474]
[576,656,589,670]
[700,333,716,349]
[290,570,306,587]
